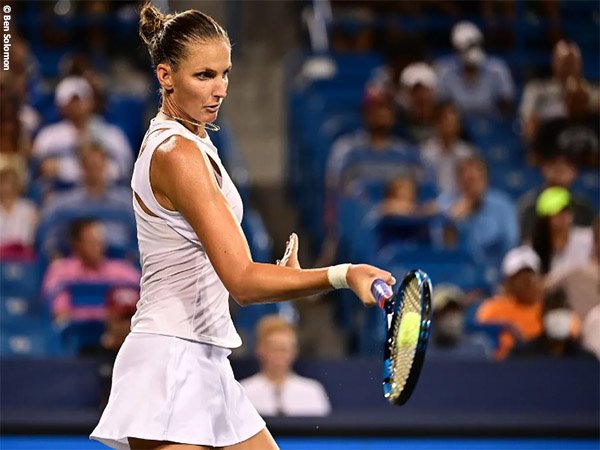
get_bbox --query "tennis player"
[90,4,395,450]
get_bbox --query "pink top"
[42,257,141,321]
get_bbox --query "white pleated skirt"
[90,332,265,449]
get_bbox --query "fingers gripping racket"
[371,270,432,405]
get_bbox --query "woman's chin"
[200,111,219,124]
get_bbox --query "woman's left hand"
[277,232,301,269]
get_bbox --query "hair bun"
[139,3,168,48]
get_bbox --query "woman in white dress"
[90,4,395,450]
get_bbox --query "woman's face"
[164,38,231,124]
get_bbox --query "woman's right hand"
[346,264,396,308]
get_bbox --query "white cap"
[502,246,541,278]
[432,284,464,312]
[400,62,437,89]
[451,21,483,52]
[55,76,93,108]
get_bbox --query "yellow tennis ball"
[398,311,421,347]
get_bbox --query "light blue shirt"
[435,55,515,117]
[436,189,519,271]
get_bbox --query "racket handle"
[371,279,393,310]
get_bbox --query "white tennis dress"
[90,118,265,449]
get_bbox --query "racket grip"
[371,279,393,310]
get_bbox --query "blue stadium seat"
[242,209,273,264]
[0,322,60,357]
[488,166,544,200]
[0,260,40,299]
[56,320,105,356]
[572,170,600,204]
[105,94,148,152]
[0,296,40,326]
[377,245,491,292]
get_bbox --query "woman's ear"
[156,63,174,93]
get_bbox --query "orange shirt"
[476,295,543,360]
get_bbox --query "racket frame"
[374,269,432,405]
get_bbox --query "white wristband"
[327,264,351,289]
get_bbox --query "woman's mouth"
[205,105,220,112]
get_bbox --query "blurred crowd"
[0,0,598,375]
[0,1,151,358]
[309,1,599,361]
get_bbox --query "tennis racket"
[371,269,432,405]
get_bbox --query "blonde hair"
[255,315,296,345]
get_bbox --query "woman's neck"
[0,196,17,212]
[160,98,206,138]
[440,135,456,151]
[552,228,570,252]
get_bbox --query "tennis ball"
[398,311,421,347]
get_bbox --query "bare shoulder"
[153,134,202,168]
[150,133,219,205]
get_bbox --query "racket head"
[382,269,432,405]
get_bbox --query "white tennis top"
[130,118,243,348]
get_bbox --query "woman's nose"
[214,78,228,98]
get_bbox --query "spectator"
[546,218,600,320]
[379,176,419,217]
[0,164,38,258]
[511,288,588,358]
[31,76,132,185]
[240,315,331,417]
[435,21,515,118]
[420,103,476,196]
[0,90,32,169]
[41,141,135,254]
[520,40,599,143]
[368,176,434,248]
[532,186,594,282]
[60,53,108,115]
[517,150,596,241]
[532,76,599,168]
[582,304,600,360]
[435,156,518,270]
[80,286,139,406]
[476,246,544,360]
[427,284,492,360]
[324,91,419,235]
[396,62,438,144]
[326,92,418,193]
[0,33,42,141]
[41,219,140,324]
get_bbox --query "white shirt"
[241,373,331,417]
[130,119,242,348]
[32,117,132,184]
[550,227,594,282]
[0,199,37,247]
[519,78,600,123]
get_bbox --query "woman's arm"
[150,136,394,306]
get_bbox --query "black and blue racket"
[371,269,432,405]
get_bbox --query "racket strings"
[390,278,421,399]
